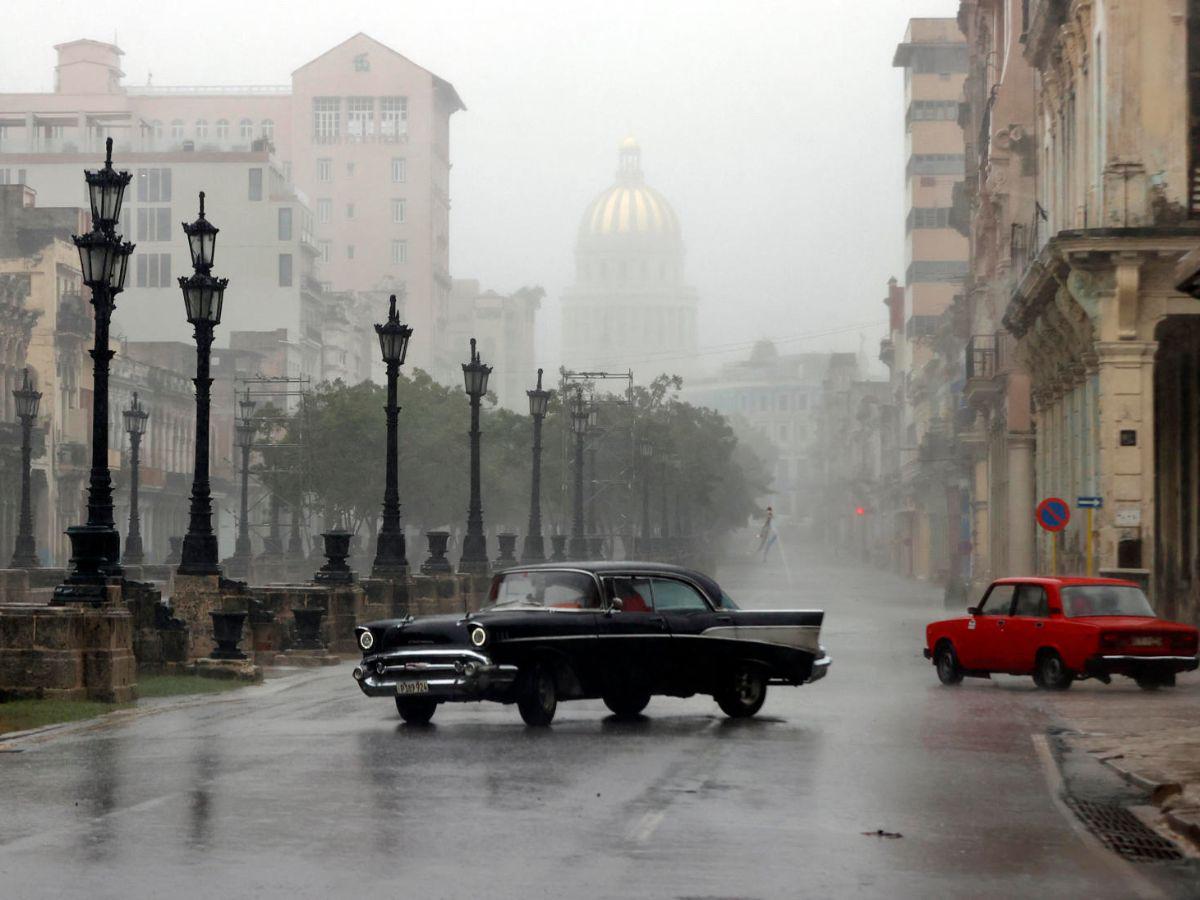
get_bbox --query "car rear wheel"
[1136,672,1175,691]
[603,687,651,718]
[716,664,767,718]
[1035,651,1074,691]
[516,663,557,726]
[935,643,964,686]
[394,697,438,724]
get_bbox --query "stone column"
[1007,432,1037,575]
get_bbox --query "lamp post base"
[520,533,545,565]
[371,530,408,579]
[53,525,123,604]
[178,532,222,577]
[568,536,589,560]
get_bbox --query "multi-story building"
[1000,0,1200,622]
[892,19,972,582]
[561,139,698,380]
[683,342,830,521]
[0,34,463,377]
[956,0,1039,596]
[448,279,541,410]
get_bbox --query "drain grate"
[1064,796,1183,862]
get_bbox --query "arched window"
[215,119,229,140]
[239,118,252,142]
[171,120,184,140]
[261,119,275,140]
[195,119,208,139]
[151,120,163,144]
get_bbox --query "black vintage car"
[353,562,830,725]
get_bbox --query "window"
[906,260,968,284]
[136,168,172,202]
[347,96,373,140]
[318,240,331,263]
[346,161,355,176]
[391,239,407,264]
[151,120,163,144]
[278,207,293,241]
[136,207,172,241]
[391,157,406,183]
[649,578,709,612]
[135,252,172,288]
[980,584,1015,616]
[490,570,600,609]
[905,154,965,177]
[195,119,208,139]
[346,244,355,260]
[170,120,184,141]
[1061,585,1155,618]
[248,168,263,201]
[606,577,653,612]
[313,97,340,142]
[239,118,253,142]
[906,207,953,231]
[215,119,229,140]
[261,119,274,141]
[316,199,331,224]
[778,424,788,441]
[317,158,332,182]
[278,253,293,287]
[1013,585,1048,618]
[777,395,788,411]
[391,198,406,224]
[346,202,355,220]
[380,96,407,138]
[906,99,960,127]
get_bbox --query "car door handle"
[715,615,732,624]
[997,620,1006,629]
[1035,622,1044,629]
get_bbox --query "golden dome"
[578,139,681,241]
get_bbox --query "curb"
[1164,808,1200,848]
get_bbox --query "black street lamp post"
[586,405,600,537]
[59,138,134,596]
[10,369,41,568]
[568,387,590,560]
[121,392,149,565]
[177,192,228,577]
[372,294,413,578]
[521,369,552,563]
[459,338,492,574]
[232,389,256,569]
[638,438,653,556]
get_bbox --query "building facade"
[0,34,463,377]
[448,279,541,410]
[561,139,698,380]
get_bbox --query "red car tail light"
[1171,632,1199,654]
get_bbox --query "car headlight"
[359,630,374,651]
[470,626,487,647]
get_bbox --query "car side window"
[1013,584,1048,618]
[648,578,710,612]
[607,577,653,613]
[980,584,1015,616]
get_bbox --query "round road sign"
[1036,497,1070,532]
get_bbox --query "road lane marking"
[626,810,664,844]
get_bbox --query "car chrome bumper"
[353,647,519,700]
[1085,654,1199,676]
[804,651,831,684]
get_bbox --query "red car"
[925,577,1199,691]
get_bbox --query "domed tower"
[561,138,698,375]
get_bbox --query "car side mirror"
[967,606,980,616]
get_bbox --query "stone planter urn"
[421,531,452,574]
[165,536,183,566]
[495,533,518,567]
[210,611,248,660]
[292,607,326,651]
[585,537,604,560]
[314,529,355,584]
[550,534,568,562]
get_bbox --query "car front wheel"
[395,697,438,724]
[1034,651,1074,690]
[935,643,964,686]
[517,663,557,726]
[716,664,767,718]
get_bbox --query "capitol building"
[561,138,698,377]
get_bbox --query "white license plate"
[396,681,429,695]
[1130,637,1161,647]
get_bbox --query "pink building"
[0,34,464,374]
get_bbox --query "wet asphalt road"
[2,553,1199,899]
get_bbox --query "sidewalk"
[1076,721,1200,850]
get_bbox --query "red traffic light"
[854,506,866,516]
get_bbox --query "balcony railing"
[966,334,998,379]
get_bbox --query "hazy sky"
[2,0,958,378]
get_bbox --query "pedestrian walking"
[756,506,778,562]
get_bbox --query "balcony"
[964,333,1004,406]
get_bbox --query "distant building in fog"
[561,138,697,379]
[683,341,830,519]
[449,279,541,411]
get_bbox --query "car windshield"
[486,570,600,610]
[1061,585,1155,618]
